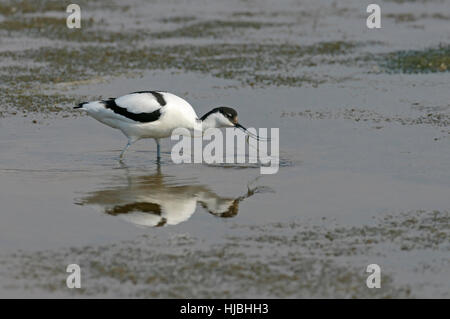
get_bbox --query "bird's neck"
[198,115,218,131]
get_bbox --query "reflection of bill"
[76,167,270,228]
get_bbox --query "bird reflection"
[76,165,270,228]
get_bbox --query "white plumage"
[78,172,259,228]
[75,90,242,160]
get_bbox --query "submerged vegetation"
[0,0,119,15]
[2,209,447,297]
[152,20,286,39]
[380,45,450,73]
[0,0,63,15]
[0,41,359,90]
[0,88,81,118]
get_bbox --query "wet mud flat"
[0,0,449,297]
[1,209,448,298]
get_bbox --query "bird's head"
[200,106,270,141]
[200,106,239,128]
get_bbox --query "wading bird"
[75,91,263,160]
[77,168,267,228]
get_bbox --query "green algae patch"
[0,0,119,16]
[386,13,450,23]
[0,17,286,44]
[243,74,324,87]
[385,13,417,23]
[0,64,90,90]
[152,20,285,39]
[0,16,144,43]
[380,45,450,73]
[159,16,198,24]
[0,41,358,89]
[0,16,69,31]
[0,88,79,117]
[305,41,356,55]
[0,0,63,16]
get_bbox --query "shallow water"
[1,74,449,297]
[0,0,449,298]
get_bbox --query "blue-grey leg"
[156,139,161,160]
[120,139,134,160]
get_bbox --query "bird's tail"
[74,102,88,109]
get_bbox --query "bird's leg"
[155,139,161,161]
[119,139,133,160]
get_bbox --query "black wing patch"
[132,91,167,106]
[102,98,162,123]
[105,202,162,216]
[104,202,167,227]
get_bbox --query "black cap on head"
[200,106,238,122]
[200,106,270,141]
[217,107,237,119]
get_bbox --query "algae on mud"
[152,20,287,39]
[2,209,447,298]
[282,108,450,132]
[0,41,359,87]
[0,0,64,15]
[0,0,122,15]
[380,45,450,74]
[0,88,81,118]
